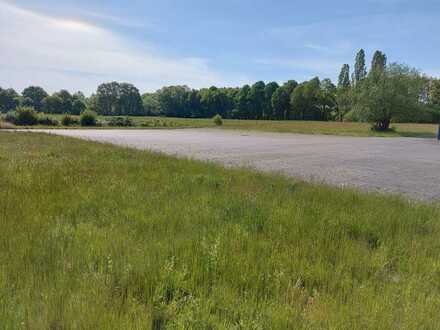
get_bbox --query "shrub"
[140,120,152,127]
[140,119,170,128]
[37,115,59,126]
[4,111,17,124]
[213,114,223,126]
[80,111,97,127]
[61,115,78,126]
[108,117,133,127]
[14,107,38,126]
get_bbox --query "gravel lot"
[30,129,440,201]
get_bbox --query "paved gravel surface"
[29,129,440,201]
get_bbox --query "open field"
[1,132,440,328]
[2,113,438,138]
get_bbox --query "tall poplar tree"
[371,51,387,73]
[336,64,351,121]
[338,64,351,88]
[354,49,367,84]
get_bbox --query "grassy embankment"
[1,113,438,138]
[1,132,440,329]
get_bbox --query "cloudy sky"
[1,0,439,94]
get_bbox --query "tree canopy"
[1,49,439,126]
[22,86,48,112]
[355,63,425,130]
[0,88,19,113]
[96,82,144,116]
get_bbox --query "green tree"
[290,78,324,120]
[118,83,144,116]
[22,86,48,112]
[54,89,73,114]
[42,95,63,114]
[222,87,239,118]
[336,64,352,121]
[284,80,299,95]
[271,87,289,120]
[234,85,252,119]
[338,64,351,88]
[186,90,202,118]
[0,88,19,113]
[355,63,424,130]
[96,82,120,115]
[335,88,352,122]
[71,98,86,115]
[73,91,86,102]
[201,87,232,118]
[142,93,161,116]
[263,82,279,119]
[289,78,334,121]
[249,81,266,119]
[319,79,337,120]
[370,51,387,75]
[290,84,306,120]
[86,94,99,113]
[429,79,440,107]
[157,85,191,117]
[71,91,86,115]
[354,49,367,84]
[96,82,143,116]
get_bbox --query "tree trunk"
[374,119,391,131]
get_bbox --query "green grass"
[220,120,439,138]
[2,113,438,138]
[1,132,440,329]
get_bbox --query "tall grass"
[1,132,440,329]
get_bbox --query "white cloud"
[0,1,237,94]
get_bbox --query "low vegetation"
[107,116,134,127]
[79,110,98,127]
[213,114,223,126]
[5,107,39,126]
[1,112,437,138]
[61,114,79,127]
[1,133,439,328]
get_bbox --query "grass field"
[219,120,438,138]
[1,132,440,329]
[2,113,438,138]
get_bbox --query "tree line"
[1,49,440,130]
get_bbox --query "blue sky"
[1,0,439,94]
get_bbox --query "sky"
[1,0,439,95]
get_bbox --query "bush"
[140,119,173,128]
[80,111,97,127]
[13,107,38,126]
[4,111,17,124]
[213,114,223,126]
[108,117,133,127]
[61,115,79,126]
[37,115,59,126]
